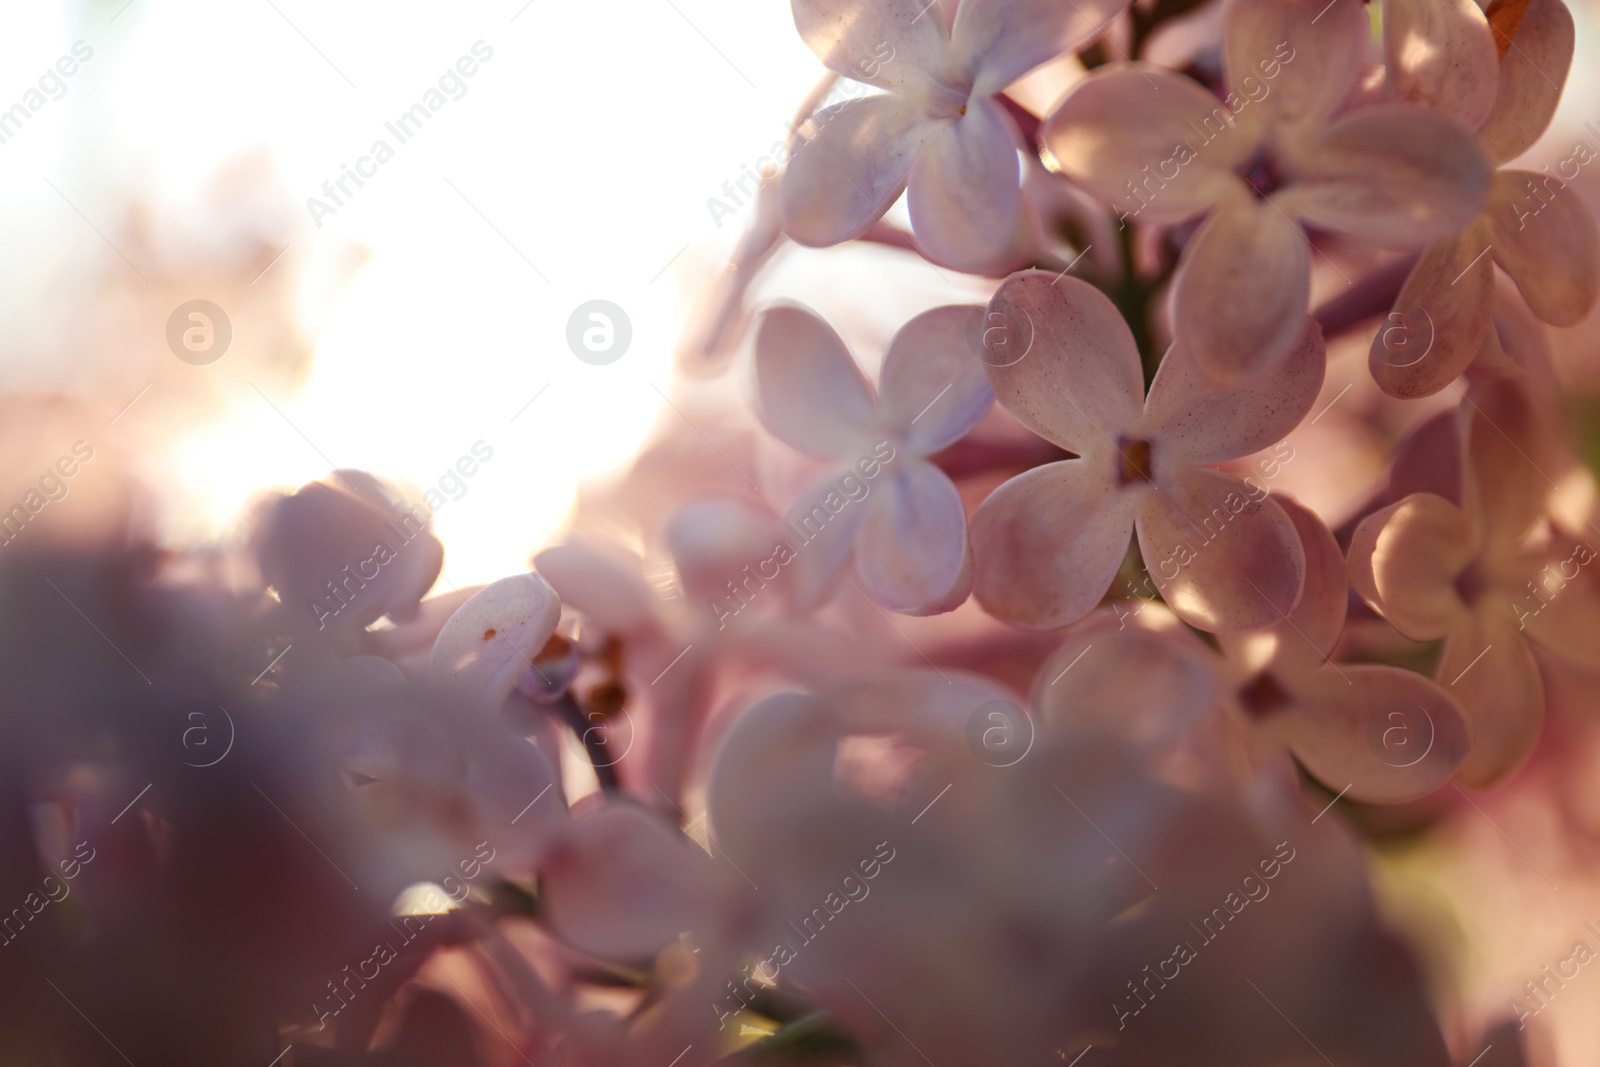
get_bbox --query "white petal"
[428,574,563,711]
[1043,64,1254,224]
[854,460,971,614]
[1171,189,1311,382]
[875,305,993,455]
[781,94,927,248]
[752,303,878,460]
[906,101,1025,273]
[953,0,1129,94]
[1279,105,1491,246]
[792,0,950,91]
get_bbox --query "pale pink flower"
[970,271,1323,631]
[534,509,878,806]
[781,0,1127,273]
[751,302,993,615]
[1044,0,1492,380]
[1348,381,1600,784]
[1035,499,1468,803]
[1373,0,1599,397]
[252,470,444,645]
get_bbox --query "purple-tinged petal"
[906,101,1025,273]
[1134,469,1305,632]
[1043,64,1255,225]
[854,459,971,614]
[781,94,928,248]
[1224,0,1366,141]
[981,270,1143,454]
[1280,105,1491,246]
[971,459,1134,630]
[792,0,950,91]
[752,303,877,460]
[876,305,993,455]
[1141,319,1323,466]
[781,468,875,613]
[1171,189,1310,382]
[954,0,1129,94]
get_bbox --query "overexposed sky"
[0,0,831,584]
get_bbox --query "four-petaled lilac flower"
[970,271,1324,631]
[1044,0,1491,381]
[752,302,993,614]
[782,0,1128,273]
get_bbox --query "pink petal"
[1134,468,1306,632]
[1032,608,1228,750]
[1141,319,1324,466]
[706,692,839,860]
[1042,64,1251,224]
[665,496,790,605]
[854,459,971,614]
[1383,0,1499,129]
[428,574,563,712]
[1280,105,1491,246]
[1519,537,1600,669]
[791,0,949,91]
[780,467,875,613]
[1440,611,1544,786]
[752,303,877,460]
[980,271,1143,454]
[1462,379,1554,565]
[1346,493,1475,641]
[1487,169,1600,327]
[876,305,994,455]
[539,802,714,962]
[906,101,1025,273]
[534,543,656,635]
[253,472,444,639]
[1171,189,1311,382]
[781,94,927,248]
[952,0,1129,94]
[1224,0,1366,140]
[1221,495,1345,669]
[1283,664,1470,803]
[1368,221,1496,399]
[970,459,1134,630]
[830,668,1020,739]
[1476,0,1575,166]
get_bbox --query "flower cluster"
[10,0,1600,1064]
